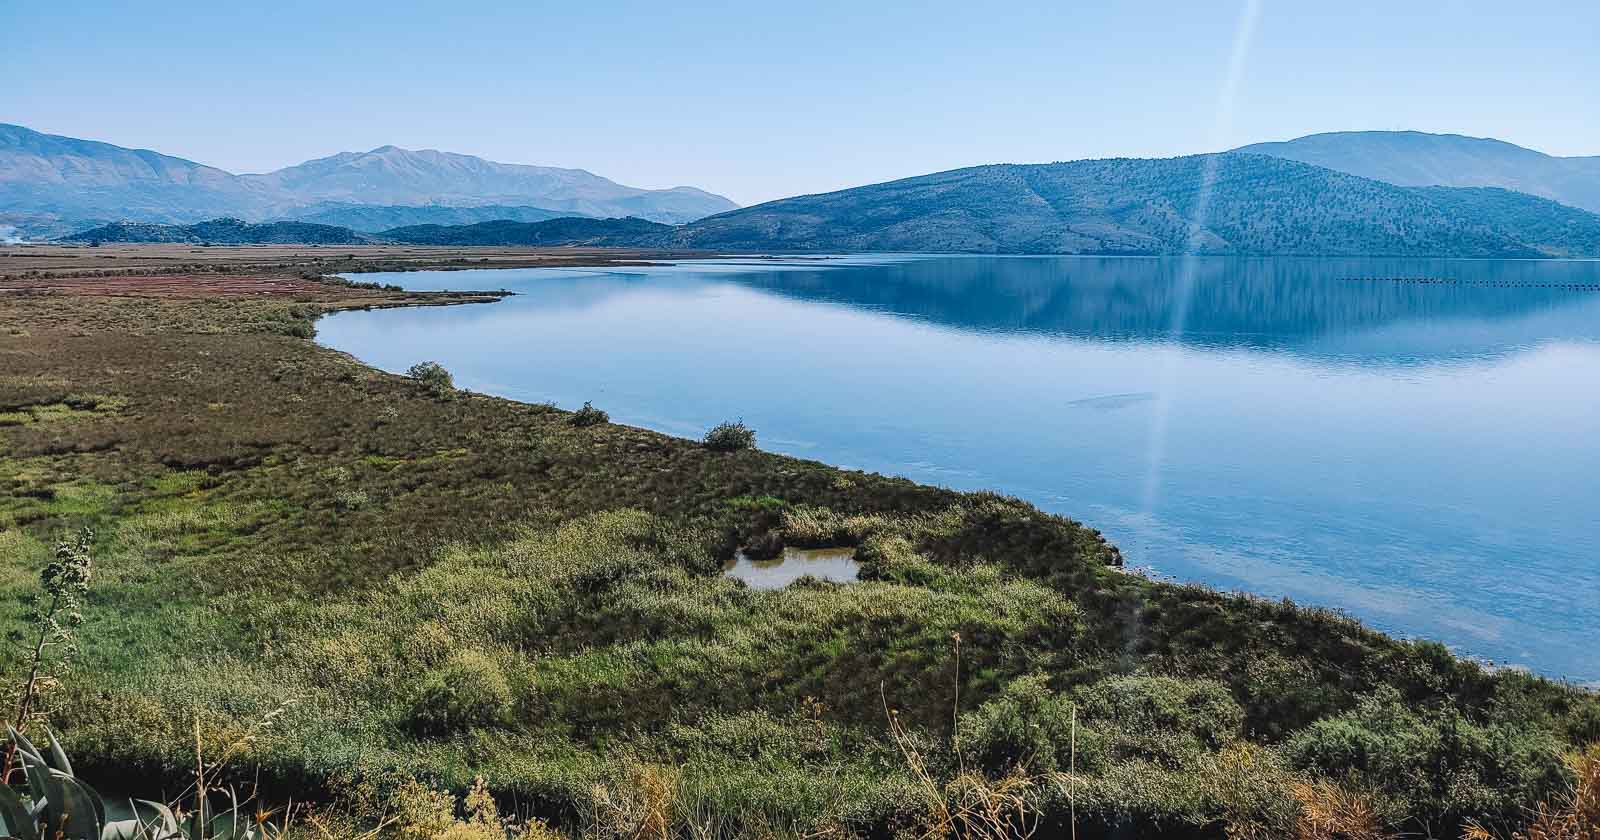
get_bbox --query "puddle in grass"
[724,547,859,589]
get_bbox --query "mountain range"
[13,124,1600,257]
[65,155,1600,258]
[0,123,737,237]
[1234,131,1600,213]
[270,202,582,232]
[665,153,1600,257]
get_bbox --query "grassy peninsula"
[0,249,1596,839]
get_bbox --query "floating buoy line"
[1340,276,1600,291]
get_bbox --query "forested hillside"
[671,154,1600,257]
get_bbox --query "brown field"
[0,242,717,280]
[1,273,397,299]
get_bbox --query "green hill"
[382,216,674,246]
[1404,185,1600,258]
[61,217,373,245]
[671,153,1600,257]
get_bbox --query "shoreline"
[12,250,1598,684]
[0,242,726,282]
[1,255,1596,836]
[318,256,1600,684]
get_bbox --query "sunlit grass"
[0,290,1595,838]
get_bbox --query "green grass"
[0,289,1595,839]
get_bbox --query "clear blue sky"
[5,0,1597,205]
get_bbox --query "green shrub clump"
[702,420,757,452]
[406,649,514,735]
[407,361,456,399]
[569,401,609,427]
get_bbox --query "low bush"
[407,649,515,735]
[279,318,317,339]
[334,487,370,511]
[569,401,609,427]
[407,360,456,399]
[1074,675,1245,753]
[702,420,756,452]
[1285,687,1570,829]
[780,504,884,547]
[960,673,1076,774]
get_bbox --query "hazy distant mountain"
[1234,131,1600,213]
[63,155,1600,258]
[0,123,274,226]
[62,218,372,245]
[382,217,673,247]
[668,153,1600,257]
[241,145,736,223]
[0,123,737,236]
[1,211,108,242]
[279,202,584,232]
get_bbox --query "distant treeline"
[58,216,672,247]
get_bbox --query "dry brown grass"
[882,634,1044,840]
[585,763,680,840]
[0,242,714,280]
[1466,745,1600,840]
[1291,779,1393,840]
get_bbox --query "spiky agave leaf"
[103,798,183,840]
[0,783,39,840]
[131,800,179,838]
[44,730,74,778]
[6,728,52,773]
[45,769,103,840]
[16,743,64,824]
[55,768,107,829]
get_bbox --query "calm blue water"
[323,255,1600,681]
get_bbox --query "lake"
[322,255,1600,681]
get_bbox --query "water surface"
[724,547,860,590]
[322,255,1600,680]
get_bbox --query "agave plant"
[0,727,274,840]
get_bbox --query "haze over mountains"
[273,202,579,232]
[0,123,738,238]
[1235,131,1600,213]
[242,145,735,221]
[11,124,1600,257]
[67,154,1600,258]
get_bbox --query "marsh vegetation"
[0,278,1595,839]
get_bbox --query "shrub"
[334,487,370,511]
[407,649,514,735]
[702,420,756,452]
[1285,687,1570,828]
[407,361,456,399]
[780,505,884,547]
[569,401,609,427]
[960,673,1077,774]
[1074,675,1243,748]
[280,318,316,339]
[855,532,940,585]
[1070,675,1245,770]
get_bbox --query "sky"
[5,0,1598,206]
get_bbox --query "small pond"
[724,547,860,590]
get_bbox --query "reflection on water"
[724,547,860,590]
[320,255,1600,680]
